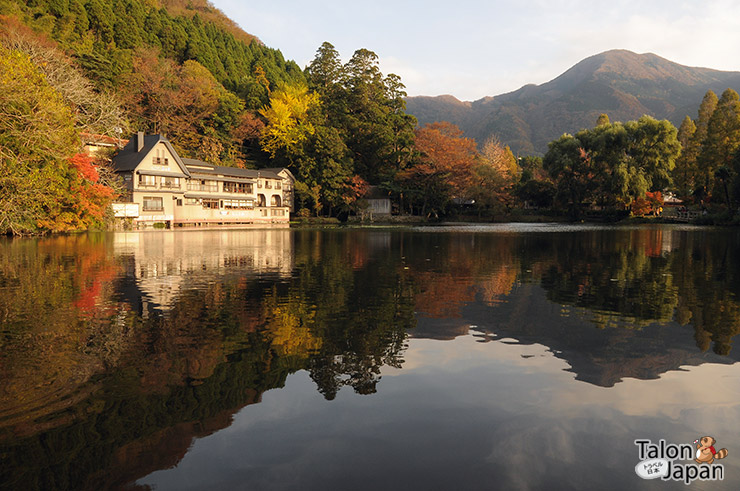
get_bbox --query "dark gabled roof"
[112,134,190,177]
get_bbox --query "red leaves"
[69,153,100,183]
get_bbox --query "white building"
[112,133,294,228]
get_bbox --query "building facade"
[112,133,293,228]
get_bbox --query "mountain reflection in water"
[1,225,739,490]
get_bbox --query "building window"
[153,148,169,166]
[257,194,266,207]
[187,180,218,192]
[142,196,163,211]
[161,177,180,189]
[176,199,183,206]
[270,195,281,207]
[223,182,253,193]
[275,181,281,190]
[271,209,285,216]
[223,199,253,209]
[138,174,156,187]
[202,199,219,209]
[265,180,272,189]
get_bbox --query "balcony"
[187,182,219,192]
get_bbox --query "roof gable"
[112,135,191,177]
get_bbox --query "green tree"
[673,115,698,198]
[700,88,740,199]
[691,90,719,194]
[543,133,597,217]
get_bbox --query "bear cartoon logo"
[694,436,728,465]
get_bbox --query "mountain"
[405,50,740,155]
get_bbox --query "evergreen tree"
[692,90,719,194]
[673,115,697,198]
[700,88,740,198]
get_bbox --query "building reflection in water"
[113,229,294,313]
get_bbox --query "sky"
[210,0,740,101]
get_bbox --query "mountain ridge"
[405,49,740,155]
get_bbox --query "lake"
[1,224,739,490]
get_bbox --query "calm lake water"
[1,224,739,490]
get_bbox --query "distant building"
[362,185,391,217]
[111,133,293,228]
[80,132,127,156]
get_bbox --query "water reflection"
[0,226,739,490]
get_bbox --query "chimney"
[137,131,144,152]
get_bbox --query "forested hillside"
[0,0,304,165]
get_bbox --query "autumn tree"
[398,122,477,217]
[0,15,129,137]
[0,45,115,234]
[123,49,246,165]
[468,136,519,215]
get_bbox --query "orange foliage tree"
[398,122,477,216]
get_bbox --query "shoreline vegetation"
[1,2,740,236]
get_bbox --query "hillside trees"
[2,0,304,102]
[305,43,417,184]
[0,46,116,234]
[258,42,417,216]
[122,50,247,165]
[1,0,306,168]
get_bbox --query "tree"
[258,83,319,163]
[543,134,597,217]
[700,88,740,199]
[1,15,129,137]
[545,116,680,214]
[306,41,343,94]
[469,136,518,215]
[398,122,477,217]
[673,115,698,198]
[596,113,610,127]
[341,48,416,183]
[0,45,115,234]
[620,116,680,197]
[691,90,719,193]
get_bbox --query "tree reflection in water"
[0,226,739,489]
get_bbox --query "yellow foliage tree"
[258,83,319,161]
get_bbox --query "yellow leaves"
[258,83,319,159]
[263,304,322,358]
